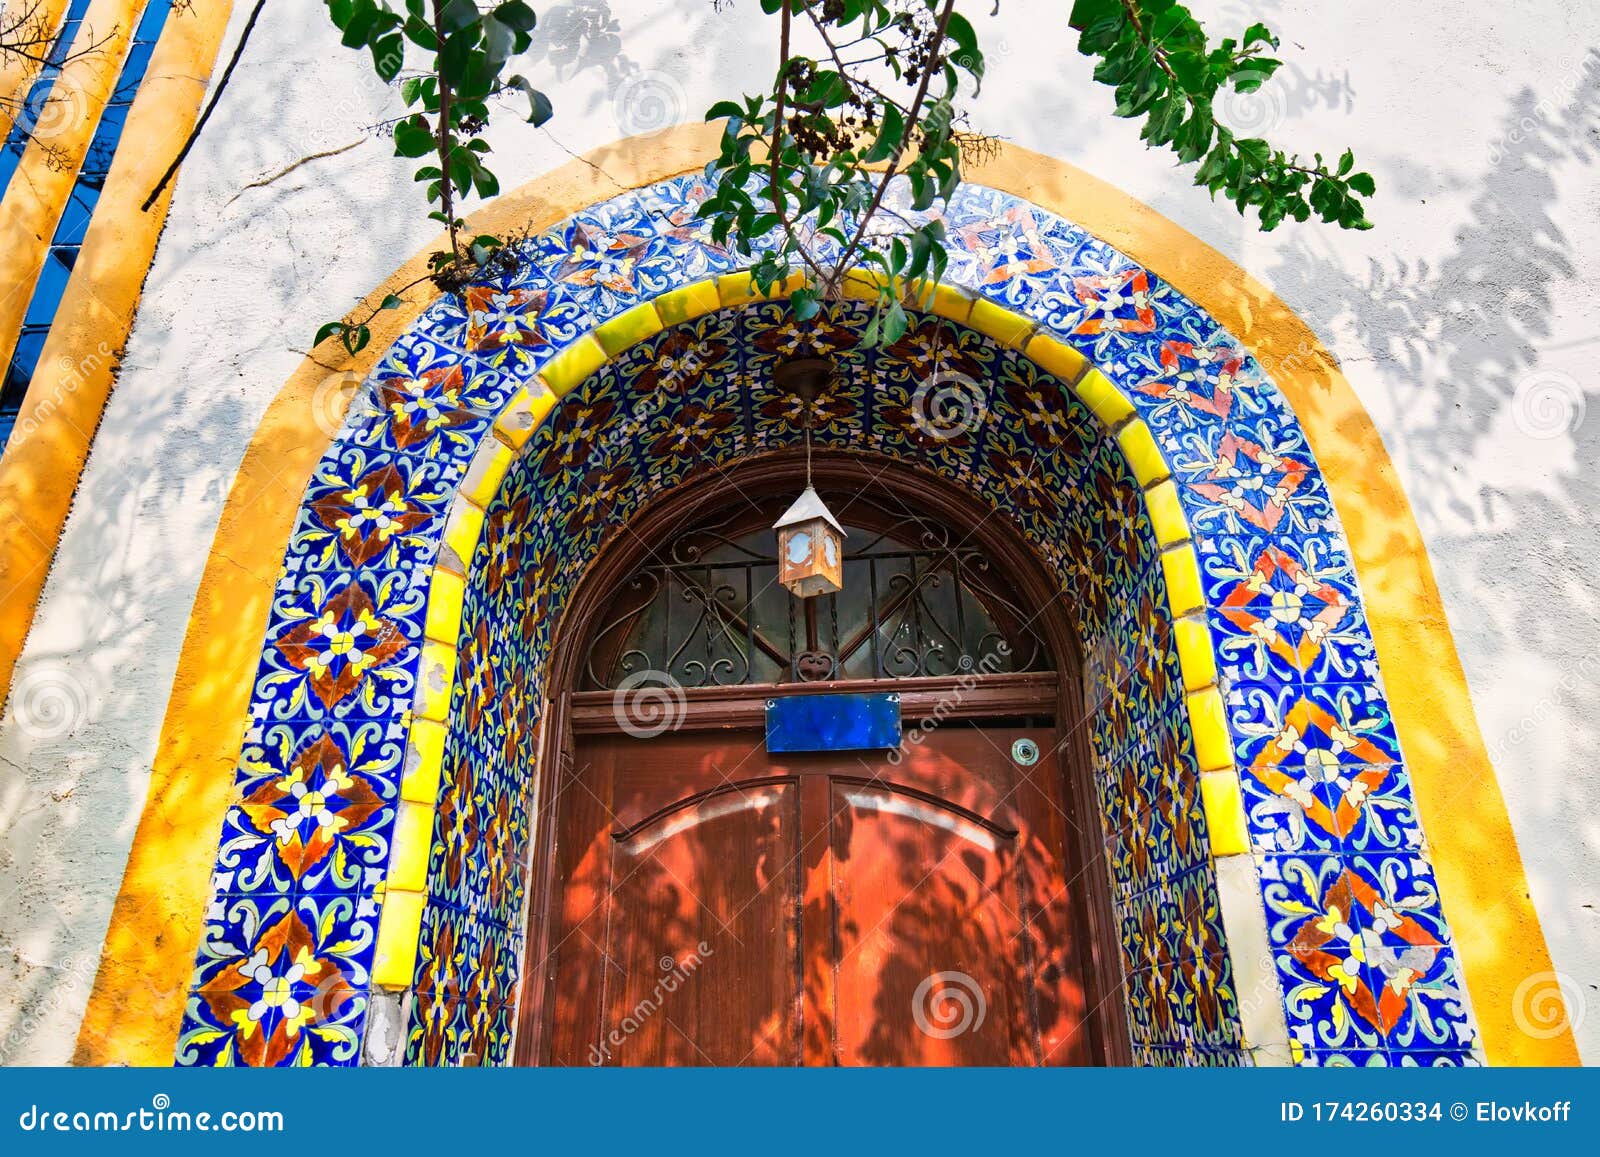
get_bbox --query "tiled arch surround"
[174,175,1479,1069]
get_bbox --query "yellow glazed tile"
[462,438,515,508]
[371,889,426,990]
[415,640,458,722]
[716,269,804,307]
[1160,544,1204,618]
[715,270,756,307]
[655,280,721,327]
[1116,418,1168,487]
[840,268,892,301]
[594,301,663,356]
[539,334,607,396]
[1143,479,1189,548]
[1186,686,1234,772]
[924,283,974,325]
[492,382,555,448]
[440,496,486,575]
[1075,367,1137,429]
[967,299,1035,349]
[1173,615,1218,691]
[402,717,448,805]
[388,801,435,893]
[424,568,466,645]
[1023,332,1087,383]
[1200,770,1249,856]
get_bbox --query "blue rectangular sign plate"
[764,692,901,753]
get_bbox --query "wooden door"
[535,723,1098,1066]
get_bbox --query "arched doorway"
[169,168,1486,1070]
[516,453,1128,1066]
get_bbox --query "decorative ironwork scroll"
[583,508,1051,690]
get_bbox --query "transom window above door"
[582,496,1052,689]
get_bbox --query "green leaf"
[439,0,480,34]
[493,0,537,32]
[393,114,434,157]
[370,31,404,83]
[505,75,554,126]
[944,11,984,86]
[313,321,345,347]
[862,103,904,165]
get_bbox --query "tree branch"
[141,0,267,212]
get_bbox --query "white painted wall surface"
[0,0,1595,1064]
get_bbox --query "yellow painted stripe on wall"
[0,0,72,141]
[0,0,141,378]
[0,0,139,701]
[76,125,1576,1066]
[0,2,232,708]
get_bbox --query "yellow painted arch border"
[72,123,1577,1066]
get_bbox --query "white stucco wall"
[0,0,1595,1064]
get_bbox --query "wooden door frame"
[512,449,1133,1065]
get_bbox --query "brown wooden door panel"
[601,780,801,1066]
[826,777,1032,1066]
[539,724,1099,1066]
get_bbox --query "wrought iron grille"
[583,511,1050,690]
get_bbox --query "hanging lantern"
[771,356,846,598]
[773,485,845,598]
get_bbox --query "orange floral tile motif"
[192,908,359,1067]
[1190,431,1311,533]
[236,733,384,884]
[1134,340,1245,421]
[1218,545,1351,672]
[464,287,553,353]
[1286,867,1443,1036]
[308,463,433,568]
[274,582,408,709]
[375,365,472,450]
[1247,695,1394,771]
[1070,269,1156,335]
[948,203,1059,286]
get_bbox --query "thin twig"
[141,0,267,212]
[825,0,959,295]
